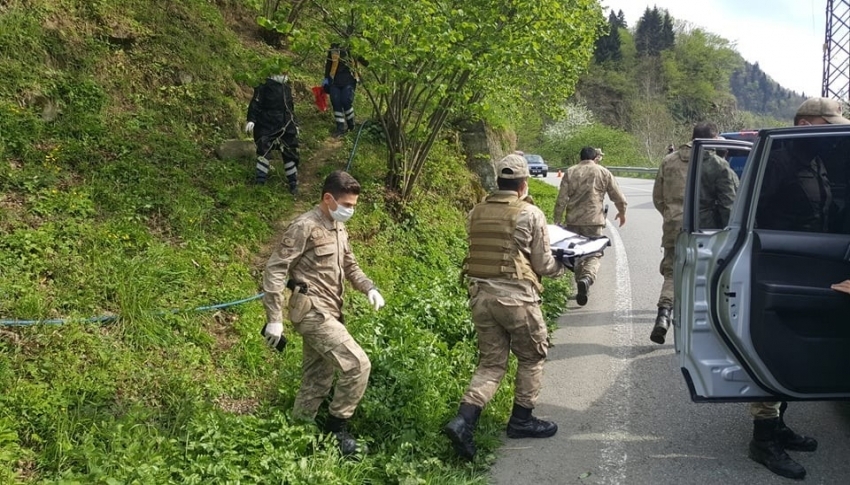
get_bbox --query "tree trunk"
[458,120,516,193]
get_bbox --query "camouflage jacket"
[262,206,375,323]
[553,160,628,227]
[653,143,738,247]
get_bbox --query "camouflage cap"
[495,154,529,179]
[796,97,850,124]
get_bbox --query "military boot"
[650,306,671,344]
[749,418,806,480]
[442,403,481,461]
[324,415,360,457]
[332,122,346,138]
[777,402,817,451]
[576,278,591,306]
[347,119,356,132]
[506,403,558,439]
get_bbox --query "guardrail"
[605,166,658,176]
[551,166,658,176]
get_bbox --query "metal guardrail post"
[604,166,658,176]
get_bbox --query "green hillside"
[0,1,571,483]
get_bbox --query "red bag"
[311,86,329,112]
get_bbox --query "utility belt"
[287,279,308,294]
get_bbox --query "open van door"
[676,127,850,402]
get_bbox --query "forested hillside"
[730,60,808,120]
[528,6,805,168]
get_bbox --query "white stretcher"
[548,225,611,271]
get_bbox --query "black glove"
[553,248,575,271]
[554,248,566,263]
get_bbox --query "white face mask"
[330,197,355,223]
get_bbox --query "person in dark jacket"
[323,44,366,137]
[245,74,300,194]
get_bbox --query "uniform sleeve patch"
[283,237,296,247]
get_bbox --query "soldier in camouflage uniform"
[553,146,627,306]
[442,154,569,461]
[261,170,385,456]
[650,122,738,345]
[745,97,849,480]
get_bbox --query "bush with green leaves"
[541,122,649,169]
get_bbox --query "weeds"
[0,1,572,483]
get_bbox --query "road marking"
[600,221,633,485]
[619,185,653,193]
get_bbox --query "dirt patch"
[214,395,260,415]
[220,1,265,47]
[0,191,26,214]
[0,328,22,345]
[14,459,37,482]
[209,310,240,352]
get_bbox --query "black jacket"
[247,76,298,136]
[324,48,368,87]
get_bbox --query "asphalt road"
[489,175,850,485]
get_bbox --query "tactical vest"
[463,192,541,291]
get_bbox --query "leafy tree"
[662,24,740,122]
[312,0,605,206]
[256,0,310,46]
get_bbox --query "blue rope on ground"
[0,293,265,327]
[345,120,374,172]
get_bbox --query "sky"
[602,0,827,96]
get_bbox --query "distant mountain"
[730,57,808,120]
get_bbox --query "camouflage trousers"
[566,224,605,284]
[291,309,371,421]
[657,246,675,309]
[462,288,549,409]
[750,401,781,420]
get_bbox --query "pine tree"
[661,12,675,50]
[635,7,668,57]
[635,7,653,56]
[594,11,623,63]
[616,9,627,29]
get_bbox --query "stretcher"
[548,225,611,271]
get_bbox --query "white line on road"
[599,221,634,485]
[619,185,653,193]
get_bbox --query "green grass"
[0,1,572,483]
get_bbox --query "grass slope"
[0,1,571,482]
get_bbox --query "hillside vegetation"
[0,1,572,483]
[525,6,803,169]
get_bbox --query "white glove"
[262,322,286,351]
[367,289,385,311]
[244,121,255,134]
